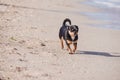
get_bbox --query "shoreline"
[80,0,120,30]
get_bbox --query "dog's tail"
[63,18,71,26]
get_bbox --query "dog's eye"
[72,29,74,31]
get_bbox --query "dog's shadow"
[76,50,120,57]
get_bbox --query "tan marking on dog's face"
[68,31,75,36]
[68,31,75,40]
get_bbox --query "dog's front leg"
[66,43,72,54]
[73,43,77,53]
[66,40,73,54]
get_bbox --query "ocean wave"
[80,0,120,30]
[93,0,120,8]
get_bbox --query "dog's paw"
[73,49,76,53]
[66,48,69,51]
[69,52,73,54]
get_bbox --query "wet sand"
[0,0,120,80]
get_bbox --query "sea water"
[80,0,120,30]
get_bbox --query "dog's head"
[67,25,79,36]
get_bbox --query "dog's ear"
[75,25,79,32]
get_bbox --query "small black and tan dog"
[59,18,79,54]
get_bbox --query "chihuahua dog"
[59,18,79,54]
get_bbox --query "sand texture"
[0,0,120,80]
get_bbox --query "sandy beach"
[0,0,120,80]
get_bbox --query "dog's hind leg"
[60,37,64,49]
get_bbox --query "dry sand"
[0,0,120,80]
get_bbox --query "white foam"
[110,0,120,3]
[94,0,120,8]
